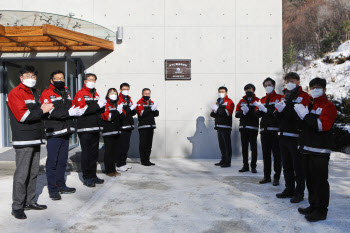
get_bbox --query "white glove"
[130,103,137,111]
[211,104,219,112]
[117,104,123,114]
[294,104,309,120]
[68,106,81,116]
[256,101,267,113]
[241,105,249,115]
[151,102,158,111]
[275,101,286,112]
[79,105,88,115]
[97,98,107,108]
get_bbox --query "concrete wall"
[0,0,283,158]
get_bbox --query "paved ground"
[0,153,349,233]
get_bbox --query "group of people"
[7,65,159,219]
[210,72,337,222]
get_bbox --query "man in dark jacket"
[136,88,159,166]
[73,73,106,187]
[210,86,235,168]
[41,70,83,200]
[235,84,260,173]
[274,72,311,203]
[116,83,137,172]
[255,78,283,186]
[295,77,337,222]
[7,65,53,219]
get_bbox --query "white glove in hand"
[151,102,158,111]
[130,103,137,111]
[241,105,249,115]
[98,98,107,108]
[256,101,267,113]
[117,104,124,114]
[68,106,81,116]
[294,104,309,120]
[275,101,286,112]
[211,104,219,112]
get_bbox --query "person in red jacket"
[294,77,337,222]
[7,65,53,219]
[73,73,106,187]
[210,86,235,167]
[274,72,311,203]
[235,84,260,173]
[135,88,159,166]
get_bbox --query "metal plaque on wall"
[165,59,191,80]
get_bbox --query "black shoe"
[83,179,96,187]
[141,162,151,166]
[12,209,26,219]
[220,163,231,168]
[305,211,327,222]
[251,168,257,173]
[49,193,62,201]
[148,161,156,166]
[24,203,47,210]
[290,193,304,203]
[259,177,271,184]
[239,167,249,172]
[273,179,280,186]
[215,161,225,166]
[92,177,104,184]
[276,189,294,198]
[58,186,76,194]
[298,206,314,215]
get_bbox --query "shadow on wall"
[186,116,242,159]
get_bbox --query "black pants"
[279,136,305,195]
[116,130,132,167]
[139,128,154,163]
[303,153,330,216]
[103,135,119,173]
[240,130,258,169]
[261,133,281,180]
[78,132,100,180]
[217,128,232,164]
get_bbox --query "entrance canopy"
[0,10,114,52]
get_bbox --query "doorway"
[0,58,84,149]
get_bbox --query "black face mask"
[143,96,150,101]
[53,81,65,90]
[245,91,253,97]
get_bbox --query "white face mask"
[22,79,36,88]
[218,93,226,98]
[109,94,118,101]
[86,81,95,89]
[286,82,297,91]
[265,86,274,94]
[122,90,129,96]
[309,88,324,98]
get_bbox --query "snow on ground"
[0,153,349,233]
[297,41,350,100]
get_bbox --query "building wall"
[0,0,283,158]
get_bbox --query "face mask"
[265,86,274,94]
[22,79,36,88]
[286,82,297,91]
[109,94,118,101]
[86,81,95,89]
[122,90,129,96]
[309,88,324,98]
[53,81,65,89]
[218,93,226,99]
[245,91,253,97]
[143,96,150,101]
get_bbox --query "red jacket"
[101,98,125,136]
[136,97,159,129]
[7,82,43,147]
[73,85,103,133]
[118,93,136,130]
[210,95,235,130]
[300,94,337,155]
[235,95,260,131]
[40,84,75,137]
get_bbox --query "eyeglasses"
[22,74,37,79]
[53,78,65,81]
[86,78,96,82]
